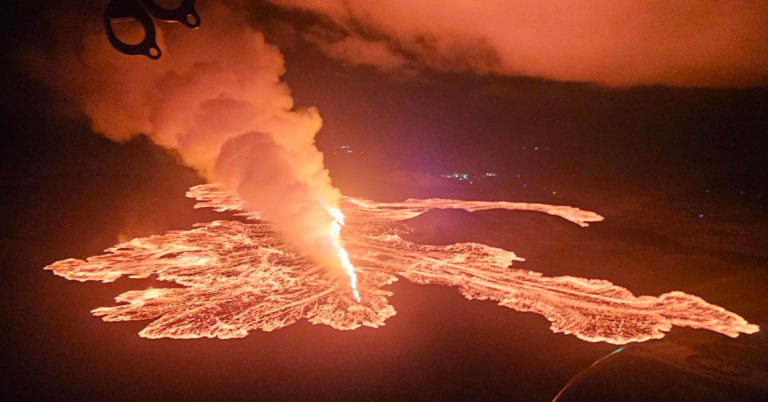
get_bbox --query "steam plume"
[21,3,344,267]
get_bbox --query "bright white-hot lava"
[328,206,361,303]
[45,184,760,343]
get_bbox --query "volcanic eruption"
[45,184,759,343]
[23,2,362,301]
[26,1,759,344]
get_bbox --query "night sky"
[1,1,767,401]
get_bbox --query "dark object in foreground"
[104,0,200,59]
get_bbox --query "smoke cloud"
[21,2,342,266]
[267,0,768,88]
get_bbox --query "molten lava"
[45,184,760,343]
[328,206,361,303]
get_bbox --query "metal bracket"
[142,0,201,28]
[104,0,200,60]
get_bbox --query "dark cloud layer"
[268,0,768,88]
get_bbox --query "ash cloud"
[20,2,342,266]
[267,0,768,88]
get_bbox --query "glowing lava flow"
[44,184,759,342]
[328,207,361,303]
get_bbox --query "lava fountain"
[328,207,362,303]
[45,184,759,343]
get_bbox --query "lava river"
[45,184,759,344]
